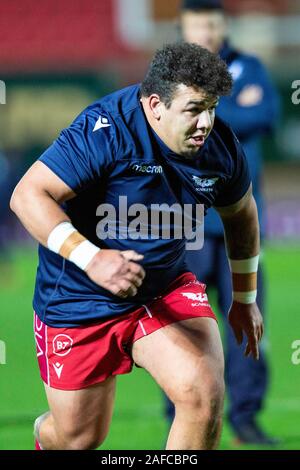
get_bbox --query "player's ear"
[148,94,162,120]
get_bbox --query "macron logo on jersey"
[131,164,163,174]
[93,115,112,132]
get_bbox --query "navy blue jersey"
[34,84,251,327]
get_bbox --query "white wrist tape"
[229,255,259,274]
[233,290,257,304]
[68,240,101,270]
[229,255,259,304]
[47,221,76,254]
[47,221,100,271]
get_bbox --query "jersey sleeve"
[38,108,116,193]
[214,134,251,208]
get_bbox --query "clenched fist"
[85,249,145,298]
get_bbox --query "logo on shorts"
[181,292,209,307]
[52,362,64,379]
[182,292,208,302]
[53,334,73,357]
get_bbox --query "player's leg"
[162,238,216,423]
[37,377,116,450]
[132,316,224,450]
[33,306,139,450]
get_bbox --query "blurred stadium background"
[0,0,300,450]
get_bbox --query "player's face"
[181,11,227,53]
[159,84,218,158]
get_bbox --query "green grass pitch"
[0,243,300,450]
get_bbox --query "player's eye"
[186,108,199,114]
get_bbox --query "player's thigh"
[131,317,224,403]
[44,376,116,438]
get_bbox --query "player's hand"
[84,249,145,298]
[228,301,264,360]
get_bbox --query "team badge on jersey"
[192,176,219,193]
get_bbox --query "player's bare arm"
[215,185,264,360]
[10,161,145,298]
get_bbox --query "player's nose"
[196,110,212,132]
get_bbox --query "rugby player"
[10,42,263,450]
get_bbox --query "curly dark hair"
[141,42,232,107]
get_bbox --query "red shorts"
[34,272,216,390]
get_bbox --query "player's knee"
[59,423,108,450]
[199,382,224,429]
[170,374,225,420]
[65,434,103,450]
[179,383,224,432]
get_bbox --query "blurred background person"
[163,0,280,445]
